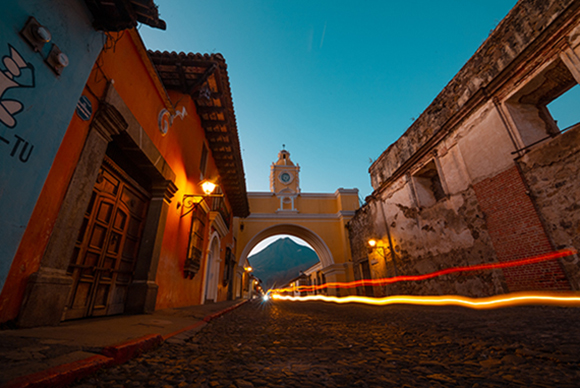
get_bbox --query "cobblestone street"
[72,299,580,388]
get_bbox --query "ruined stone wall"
[369,0,577,191]
[518,124,580,290]
[348,202,380,296]
[348,204,376,266]
[349,171,507,297]
[349,0,580,296]
[473,166,570,291]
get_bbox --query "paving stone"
[70,301,580,387]
[479,359,502,368]
[235,379,254,388]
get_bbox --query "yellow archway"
[233,189,360,296]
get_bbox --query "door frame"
[18,83,178,327]
[202,231,221,303]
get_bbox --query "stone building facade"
[348,0,580,297]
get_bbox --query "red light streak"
[269,249,576,294]
[270,292,580,309]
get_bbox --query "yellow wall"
[233,188,359,294]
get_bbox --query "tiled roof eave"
[148,50,250,217]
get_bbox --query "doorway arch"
[203,232,221,303]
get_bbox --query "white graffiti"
[158,106,188,134]
[0,45,35,128]
[174,106,187,120]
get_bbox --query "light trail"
[269,248,577,294]
[271,292,580,309]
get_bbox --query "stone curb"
[162,321,206,341]
[1,355,114,388]
[201,299,249,323]
[101,333,164,365]
[1,299,250,388]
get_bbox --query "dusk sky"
[140,0,526,201]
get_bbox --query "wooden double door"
[64,158,149,320]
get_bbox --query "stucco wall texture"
[349,182,506,298]
[349,0,580,297]
[518,124,580,290]
[369,0,576,190]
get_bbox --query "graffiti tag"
[0,44,35,162]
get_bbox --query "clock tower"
[270,149,300,211]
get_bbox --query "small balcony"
[211,196,231,230]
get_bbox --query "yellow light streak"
[270,292,580,310]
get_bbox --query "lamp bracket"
[180,193,224,218]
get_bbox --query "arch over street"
[233,149,360,297]
[239,223,334,269]
[233,189,360,296]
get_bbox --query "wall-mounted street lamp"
[179,179,223,218]
[367,238,398,276]
[244,266,253,272]
[367,238,389,256]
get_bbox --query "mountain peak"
[248,238,319,289]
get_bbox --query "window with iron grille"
[222,247,234,286]
[184,207,206,279]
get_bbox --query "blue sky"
[141,0,522,200]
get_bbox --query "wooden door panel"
[99,170,120,195]
[66,280,93,320]
[122,237,139,258]
[82,252,99,275]
[107,285,127,315]
[88,223,108,250]
[91,281,111,316]
[126,216,141,238]
[113,209,127,230]
[64,158,149,321]
[107,231,122,255]
[96,200,113,223]
[121,186,147,215]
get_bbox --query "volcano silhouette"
[248,237,319,289]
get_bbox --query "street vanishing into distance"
[71,299,580,388]
[4,1,580,388]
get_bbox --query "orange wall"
[82,32,237,308]
[0,30,237,322]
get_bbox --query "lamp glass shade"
[201,181,217,195]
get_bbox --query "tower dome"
[275,149,294,166]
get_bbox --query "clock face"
[280,172,292,183]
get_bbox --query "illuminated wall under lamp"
[367,239,389,256]
[368,238,399,276]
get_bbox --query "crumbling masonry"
[348,0,580,297]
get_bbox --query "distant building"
[0,7,249,327]
[349,0,580,297]
[300,262,326,296]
